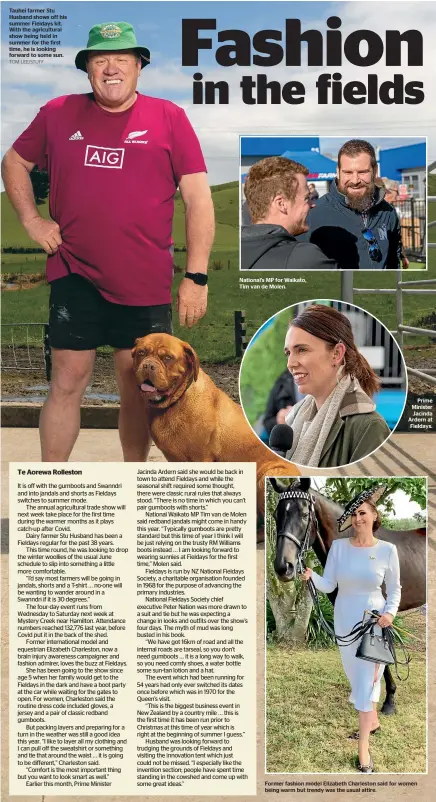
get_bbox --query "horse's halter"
[275,489,321,574]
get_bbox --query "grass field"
[266,640,426,773]
[2,185,435,362]
[1,181,240,273]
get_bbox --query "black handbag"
[356,621,395,665]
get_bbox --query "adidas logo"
[69,131,84,140]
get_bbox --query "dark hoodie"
[301,181,401,270]
[241,224,338,270]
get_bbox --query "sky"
[241,135,426,166]
[1,1,436,185]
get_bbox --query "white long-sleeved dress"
[310,537,401,713]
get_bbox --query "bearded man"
[302,139,401,269]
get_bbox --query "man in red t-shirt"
[2,22,214,462]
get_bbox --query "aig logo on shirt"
[85,145,125,169]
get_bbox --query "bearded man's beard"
[339,180,375,212]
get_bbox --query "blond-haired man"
[241,157,337,270]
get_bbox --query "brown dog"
[132,333,299,534]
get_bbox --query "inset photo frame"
[239,299,407,469]
[240,135,427,271]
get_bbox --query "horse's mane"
[311,488,344,519]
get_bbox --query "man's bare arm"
[179,172,215,274]
[176,172,215,327]
[1,147,62,254]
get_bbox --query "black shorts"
[48,273,172,350]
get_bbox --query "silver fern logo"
[126,130,148,139]
[124,130,148,144]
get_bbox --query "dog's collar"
[148,373,196,409]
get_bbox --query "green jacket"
[318,409,390,467]
[289,381,391,468]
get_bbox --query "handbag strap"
[306,578,377,644]
[383,623,412,681]
[306,578,411,679]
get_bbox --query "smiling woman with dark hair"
[284,305,390,467]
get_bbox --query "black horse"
[270,477,426,714]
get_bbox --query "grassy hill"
[1,194,53,249]
[1,180,239,250]
[2,179,435,362]
[172,181,238,255]
[1,180,240,277]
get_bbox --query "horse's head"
[270,477,318,582]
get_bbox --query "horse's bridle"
[274,490,373,642]
[275,489,321,574]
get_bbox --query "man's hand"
[23,216,62,255]
[177,278,208,328]
[1,148,62,255]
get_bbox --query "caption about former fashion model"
[9,463,256,795]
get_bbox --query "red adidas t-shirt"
[12,93,207,305]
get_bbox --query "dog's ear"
[182,342,200,382]
[131,338,142,360]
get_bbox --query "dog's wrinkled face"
[132,333,200,408]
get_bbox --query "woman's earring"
[336,363,345,384]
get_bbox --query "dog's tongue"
[141,382,157,393]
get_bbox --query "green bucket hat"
[75,22,150,72]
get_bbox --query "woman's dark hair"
[289,304,380,397]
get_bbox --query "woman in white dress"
[301,487,401,773]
